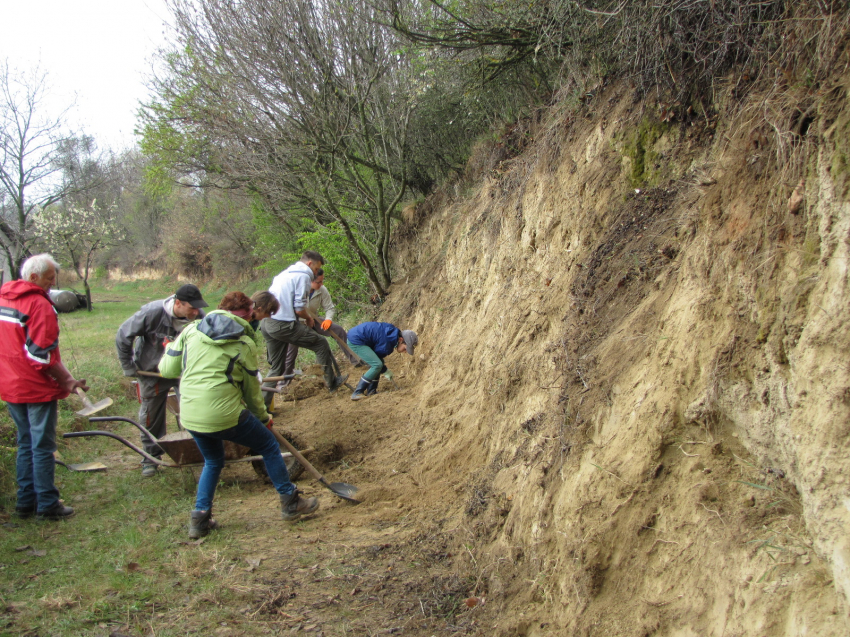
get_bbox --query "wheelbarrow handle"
[88,416,160,443]
[63,430,176,467]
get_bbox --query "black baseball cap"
[174,284,208,309]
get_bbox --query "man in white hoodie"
[261,251,347,405]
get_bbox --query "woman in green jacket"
[160,294,318,538]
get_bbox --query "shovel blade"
[56,460,108,472]
[327,481,360,503]
[70,462,108,472]
[75,398,113,417]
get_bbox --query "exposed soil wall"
[373,77,850,635]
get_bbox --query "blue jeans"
[187,410,295,511]
[7,401,60,512]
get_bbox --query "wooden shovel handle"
[75,387,94,408]
[269,427,324,483]
[327,331,365,365]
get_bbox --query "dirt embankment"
[230,77,850,635]
[332,76,850,635]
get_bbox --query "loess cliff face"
[379,77,850,635]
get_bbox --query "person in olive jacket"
[159,298,319,539]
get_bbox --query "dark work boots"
[188,509,218,539]
[14,505,36,519]
[36,503,75,521]
[365,379,379,396]
[280,491,319,521]
[350,376,370,401]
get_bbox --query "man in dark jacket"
[0,254,88,520]
[115,284,208,476]
[346,322,417,400]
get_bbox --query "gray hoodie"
[115,295,206,375]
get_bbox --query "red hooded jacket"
[0,279,70,403]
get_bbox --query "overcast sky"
[0,0,173,151]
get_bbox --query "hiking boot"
[37,503,75,521]
[280,491,319,521]
[350,376,370,401]
[14,505,35,519]
[328,373,349,393]
[141,464,158,478]
[188,509,218,539]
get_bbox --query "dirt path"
[154,364,486,636]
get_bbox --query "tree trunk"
[84,279,92,312]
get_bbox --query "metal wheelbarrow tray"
[63,416,291,469]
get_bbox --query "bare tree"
[143,0,417,296]
[0,60,78,279]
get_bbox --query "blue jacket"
[347,322,400,359]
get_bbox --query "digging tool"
[55,459,108,472]
[261,375,296,383]
[136,370,162,378]
[384,373,400,391]
[327,355,355,392]
[268,427,360,503]
[326,331,365,367]
[75,388,112,417]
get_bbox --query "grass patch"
[0,280,265,636]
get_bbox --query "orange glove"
[266,418,274,430]
[321,319,332,331]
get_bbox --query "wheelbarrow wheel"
[252,455,305,482]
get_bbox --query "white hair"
[20,254,60,280]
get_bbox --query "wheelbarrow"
[62,416,303,479]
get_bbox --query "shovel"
[327,331,366,367]
[55,459,108,472]
[268,427,360,503]
[75,388,113,417]
[54,451,107,472]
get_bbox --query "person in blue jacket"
[346,322,418,400]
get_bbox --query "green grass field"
[0,279,322,636]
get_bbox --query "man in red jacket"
[0,254,88,520]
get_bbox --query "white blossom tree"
[32,200,124,310]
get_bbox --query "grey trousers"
[260,319,335,400]
[287,322,359,366]
[138,375,180,463]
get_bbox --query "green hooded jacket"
[160,310,270,433]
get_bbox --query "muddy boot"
[328,373,349,393]
[188,509,218,539]
[365,379,379,396]
[350,376,370,401]
[280,490,319,521]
